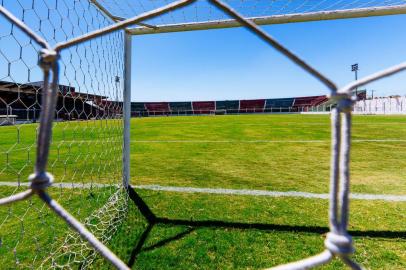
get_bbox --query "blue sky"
[131,14,406,102]
[1,1,406,102]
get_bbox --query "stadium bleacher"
[131,102,145,111]
[192,101,215,114]
[144,102,170,115]
[239,99,265,113]
[265,98,294,112]
[0,79,356,119]
[169,102,192,115]
[215,100,239,112]
[131,95,334,116]
[131,102,147,116]
[292,95,328,111]
[0,81,112,121]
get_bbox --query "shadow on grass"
[127,223,153,267]
[126,186,406,267]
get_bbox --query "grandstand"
[215,100,239,112]
[169,101,193,114]
[292,95,329,111]
[264,98,294,112]
[131,102,147,117]
[0,81,119,122]
[240,99,265,113]
[132,95,328,116]
[0,81,368,120]
[192,101,216,114]
[144,102,170,115]
[132,90,368,116]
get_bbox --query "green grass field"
[0,114,405,269]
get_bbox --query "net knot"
[324,232,354,256]
[28,171,54,190]
[331,93,354,113]
[38,48,59,70]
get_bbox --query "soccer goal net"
[0,0,405,269]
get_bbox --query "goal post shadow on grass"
[0,0,406,269]
[125,185,406,268]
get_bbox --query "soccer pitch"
[0,114,405,269]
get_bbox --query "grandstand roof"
[0,81,107,100]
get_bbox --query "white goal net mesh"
[0,0,405,269]
[0,0,130,268]
[98,0,406,34]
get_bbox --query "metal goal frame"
[1,0,406,269]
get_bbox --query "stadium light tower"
[351,63,359,97]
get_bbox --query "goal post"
[123,32,132,188]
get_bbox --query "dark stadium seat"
[215,100,239,112]
[239,99,265,113]
[131,102,147,117]
[131,102,145,111]
[265,98,294,112]
[192,101,215,114]
[169,102,192,115]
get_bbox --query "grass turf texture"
[0,114,405,269]
[132,114,406,194]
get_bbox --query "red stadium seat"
[293,95,328,111]
[239,99,265,113]
[192,101,215,114]
[145,102,170,115]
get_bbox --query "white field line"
[1,182,405,202]
[48,139,406,144]
[141,122,406,127]
[131,139,406,143]
[135,185,406,202]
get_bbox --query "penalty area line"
[51,139,406,144]
[132,139,406,143]
[1,182,405,202]
[135,185,406,202]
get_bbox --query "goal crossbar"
[127,4,406,35]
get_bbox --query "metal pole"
[355,69,358,97]
[123,31,132,188]
[351,63,359,97]
[128,4,406,35]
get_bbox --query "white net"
[0,0,405,269]
[41,189,128,268]
[97,0,406,34]
[0,0,129,268]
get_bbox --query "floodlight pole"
[123,31,132,188]
[351,63,359,97]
